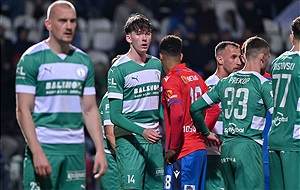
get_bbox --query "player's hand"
[164,149,177,164]
[93,151,108,179]
[142,129,162,144]
[32,150,52,177]
[203,132,222,147]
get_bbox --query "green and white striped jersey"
[269,51,300,151]
[99,92,114,154]
[15,41,95,144]
[203,71,273,145]
[107,55,162,137]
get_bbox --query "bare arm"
[82,95,107,178]
[104,124,116,153]
[16,93,52,177]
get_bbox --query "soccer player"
[205,41,243,190]
[160,35,221,190]
[107,13,164,189]
[269,16,300,190]
[15,1,107,189]
[190,36,273,190]
[99,92,120,189]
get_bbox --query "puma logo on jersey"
[173,170,180,178]
[44,67,52,74]
[132,76,139,82]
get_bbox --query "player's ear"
[159,53,163,61]
[44,19,51,31]
[180,53,183,61]
[126,34,132,44]
[216,55,223,65]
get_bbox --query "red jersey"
[162,64,218,159]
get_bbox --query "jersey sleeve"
[99,94,113,127]
[107,65,124,99]
[162,75,182,106]
[261,80,274,114]
[83,57,96,95]
[15,55,39,94]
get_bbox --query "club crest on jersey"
[77,68,86,78]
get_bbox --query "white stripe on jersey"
[34,96,81,113]
[134,121,159,129]
[202,93,214,105]
[103,120,113,126]
[83,86,96,95]
[16,84,36,94]
[123,96,159,113]
[293,125,300,139]
[108,92,123,99]
[251,115,266,131]
[124,69,161,88]
[297,98,300,111]
[36,127,84,144]
[38,63,88,81]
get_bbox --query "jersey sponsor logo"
[273,62,295,71]
[184,185,195,190]
[45,81,82,95]
[133,84,159,95]
[220,157,236,163]
[228,77,250,84]
[66,170,86,181]
[166,90,177,99]
[155,168,164,176]
[180,75,199,84]
[108,78,117,86]
[164,76,170,82]
[173,170,180,178]
[273,112,288,126]
[224,123,244,134]
[16,66,26,79]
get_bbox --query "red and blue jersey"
[162,63,218,159]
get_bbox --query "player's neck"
[243,61,260,73]
[291,43,300,51]
[127,49,147,64]
[46,38,70,54]
[216,68,229,79]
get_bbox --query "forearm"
[105,125,116,152]
[17,109,43,153]
[190,98,211,136]
[84,106,105,153]
[109,99,145,135]
[204,104,221,131]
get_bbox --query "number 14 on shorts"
[127,175,135,183]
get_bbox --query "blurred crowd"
[0,0,298,189]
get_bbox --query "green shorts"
[100,153,120,190]
[221,138,264,190]
[206,155,225,190]
[116,136,164,190]
[269,150,300,190]
[23,144,86,190]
